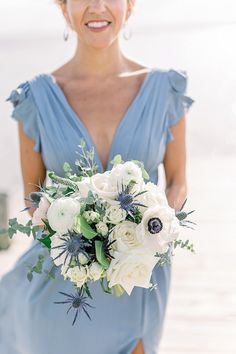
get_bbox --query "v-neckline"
[42,68,156,172]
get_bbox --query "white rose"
[109,161,144,194]
[50,233,71,267]
[88,262,104,281]
[83,210,100,224]
[47,197,81,234]
[136,205,180,255]
[90,172,117,202]
[107,249,157,295]
[66,265,88,288]
[108,221,141,253]
[136,182,168,213]
[95,221,109,236]
[32,194,50,226]
[103,205,127,225]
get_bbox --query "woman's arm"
[163,116,188,210]
[18,122,46,218]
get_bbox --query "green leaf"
[9,218,18,228]
[77,215,97,239]
[8,227,16,239]
[27,272,33,282]
[95,240,110,269]
[100,277,112,294]
[79,138,86,149]
[110,154,123,166]
[37,235,51,249]
[41,219,56,236]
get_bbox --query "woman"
[0,0,194,353]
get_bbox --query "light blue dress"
[0,68,194,354]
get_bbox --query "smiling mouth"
[85,21,112,30]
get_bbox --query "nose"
[88,0,107,13]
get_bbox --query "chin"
[86,39,117,51]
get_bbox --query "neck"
[69,38,130,78]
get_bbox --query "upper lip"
[85,20,112,25]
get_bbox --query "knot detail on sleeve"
[6,81,41,153]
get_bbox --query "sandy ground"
[0,22,236,353]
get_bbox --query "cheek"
[67,3,85,30]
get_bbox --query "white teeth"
[87,21,110,28]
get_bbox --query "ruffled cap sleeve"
[6,81,41,153]
[166,69,194,144]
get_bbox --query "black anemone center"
[72,297,82,308]
[148,217,163,234]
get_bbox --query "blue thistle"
[103,237,116,259]
[51,230,92,269]
[116,181,147,218]
[175,198,197,230]
[54,287,94,325]
[21,191,43,212]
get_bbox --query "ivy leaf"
[95,240,110,269]
[8,227,17,239]
[78,215,97,239]
[27,272,33,282]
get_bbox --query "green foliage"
[155,250,172,267]
[63,162,73,178]
[26,254,45,282]
[110,154,123,166]
[75,138,99,177]
[44,265,56,280]
[174,239,195,253]
[76,215,98,239]
[48,171,79,192]
[8,218,41,239]
[127,207,143,224]
[37,234,52,249]
[95,240,110,269]
[41,219,56,237]
[100,277,112,294]
[85,191,95,205]
[83,283,93,299]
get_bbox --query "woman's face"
[61,0,134,49]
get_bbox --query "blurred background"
[0,0,236,353]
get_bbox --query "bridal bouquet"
[7,139,195,325]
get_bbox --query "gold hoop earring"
[63,23,69,41]
[122,21,132,40]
